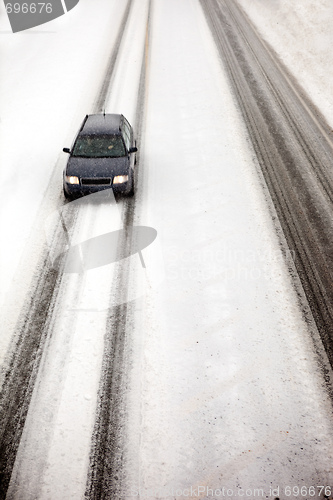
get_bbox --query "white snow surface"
[124,0,333,496]
[5,0,151,497]
[0,0,130,364]
[0,0,333,498]
[238,0,333,127]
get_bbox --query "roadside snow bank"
[237,0,333,127]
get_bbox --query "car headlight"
[113,175,128,184]
[65,175,80,185]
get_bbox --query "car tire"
[127,177,135,197]
[63,188,72,201]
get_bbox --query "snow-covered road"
[1,0,333,498]
[3,0,150,497]
[124,0,333,496]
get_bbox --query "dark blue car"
[63,113,137,199]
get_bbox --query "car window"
[72,134,126,158]
[123,117,131,134]
[122,118,132,142]
[122,129,131,151]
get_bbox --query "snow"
[1,0,333,497]
[5,0,151,497]
[124,0,333,494]
[238,0,333,127]
[0,0,130,369]
[0,0,128,310]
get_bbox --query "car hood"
[66,156,129,177]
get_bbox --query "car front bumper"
[63,177,132,199]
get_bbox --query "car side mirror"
[129,147,138,154]
[63,147,71,154]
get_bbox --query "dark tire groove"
[0,261,60,499]
[85,2,152,498]
[200,0,333,369]
[94,0,133,114]
[0,2,133,497]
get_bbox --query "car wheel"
[127,177,135,197]
[63,188,72,201]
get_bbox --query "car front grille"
[81,178,112,186]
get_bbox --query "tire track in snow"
[0,263,62,499]
[94,0,133,114]
[0,1,133,496]
[85,3,152,498]
[200,0,333,373]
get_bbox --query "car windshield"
[72,134,126,158]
